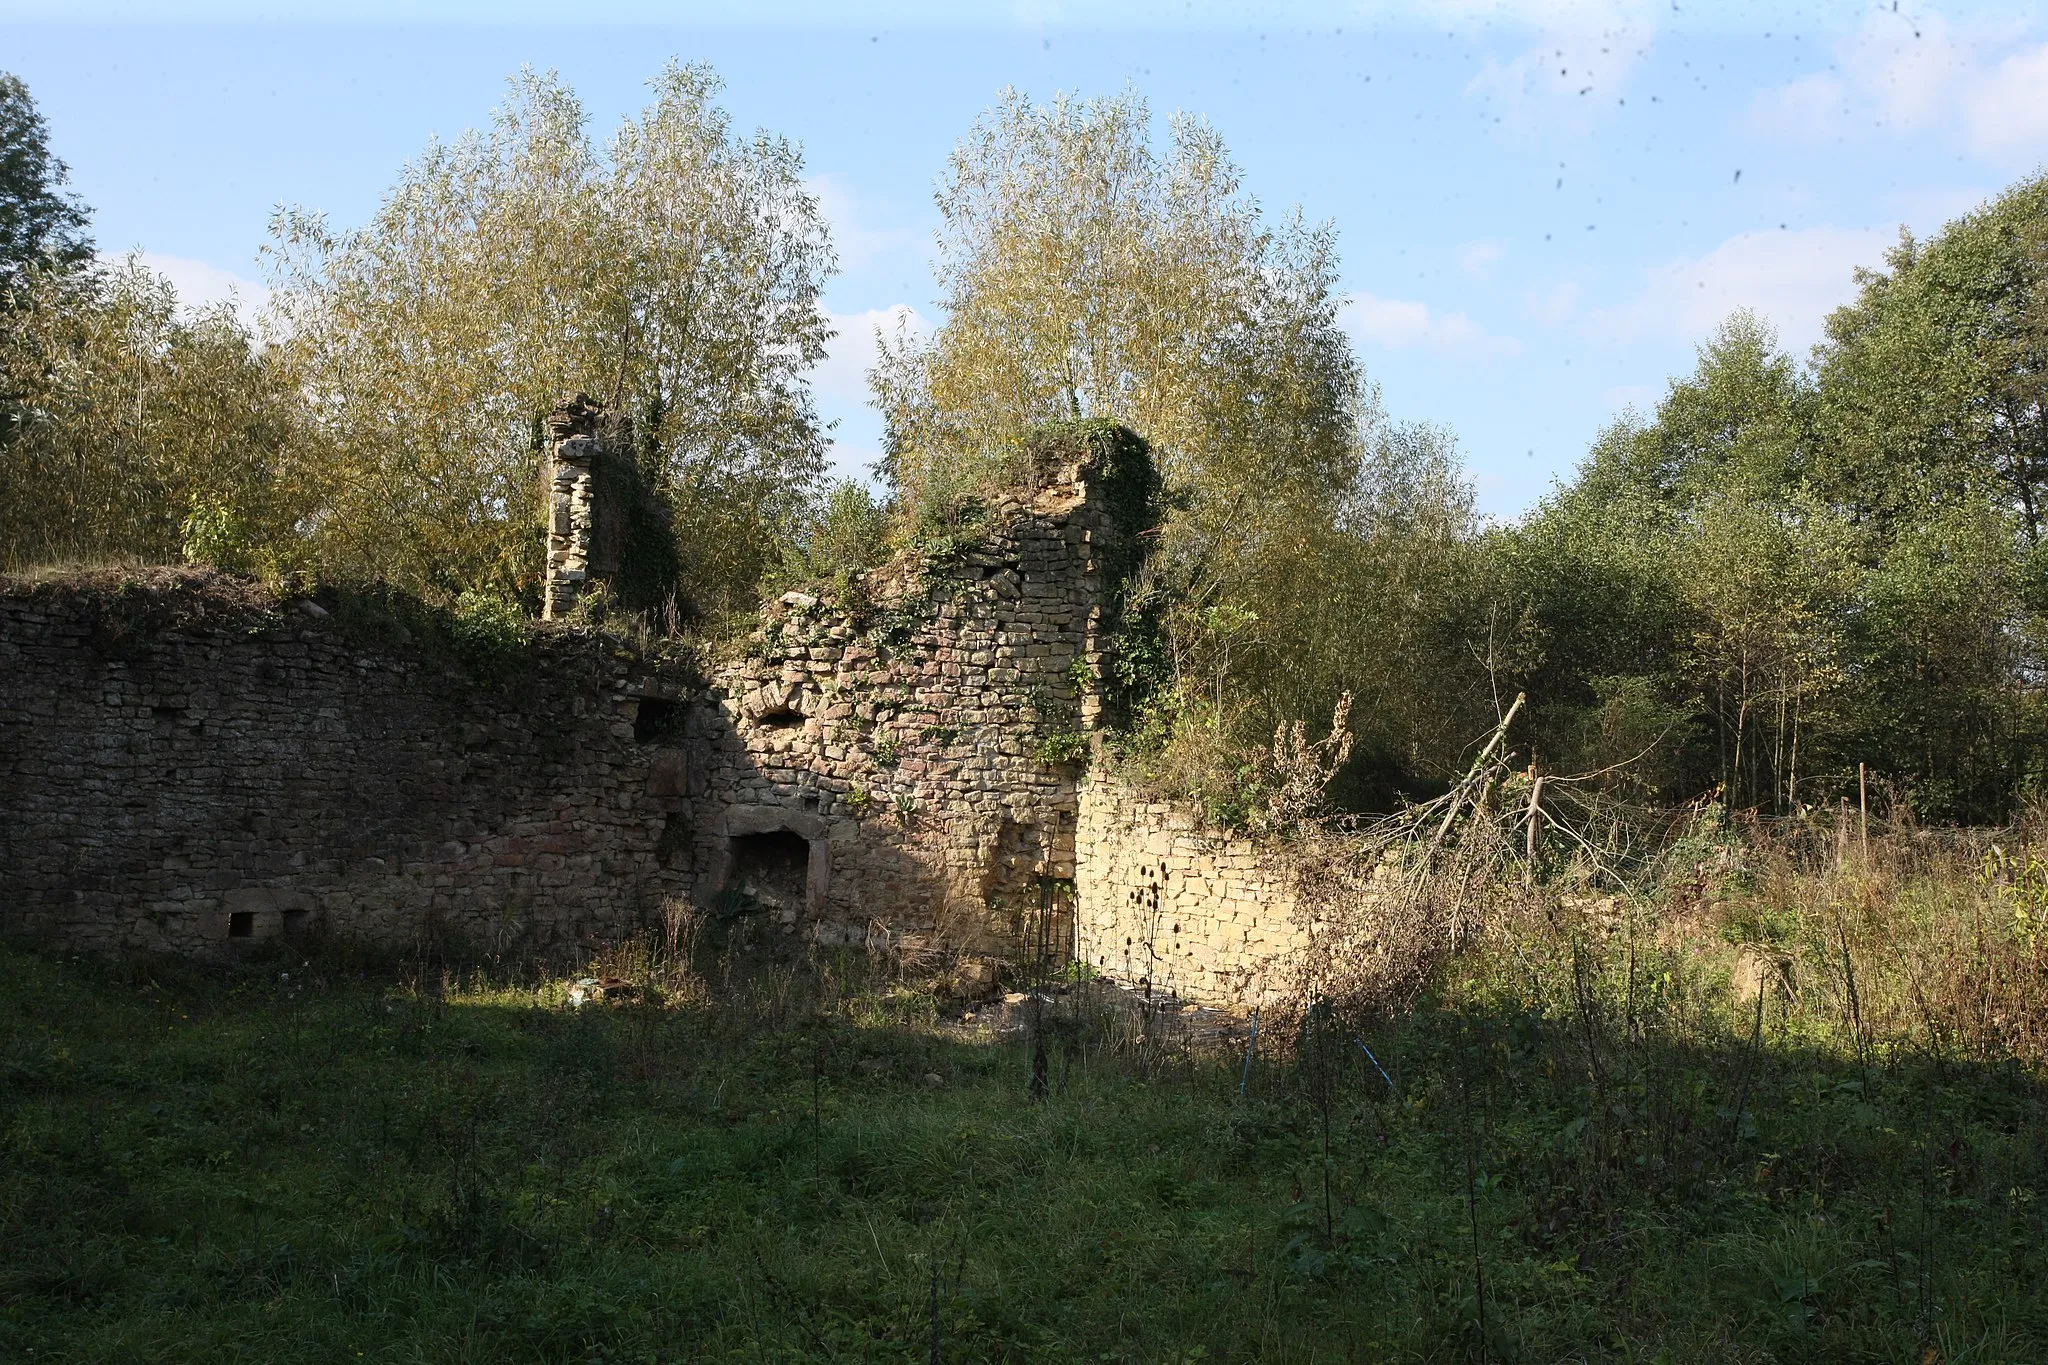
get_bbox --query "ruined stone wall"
[0,571,693,956]
[1073,772,1307,1007]
[0,424,1326,1006]
[681,459,1124,952]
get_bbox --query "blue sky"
[5,1,2047,517]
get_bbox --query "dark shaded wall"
[680,441,1140,954]
[0,572,694,956]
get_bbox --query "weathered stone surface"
[671,449,1127,954]
[0,570,694,958]
[1072,772,1305,1008]
[2,434,1310,1006]
[645,748,688,798]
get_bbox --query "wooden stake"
[1524,773,1546,877]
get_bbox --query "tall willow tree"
[267,62,835,613]
[872,89,1387,809]
[0,258,298,571]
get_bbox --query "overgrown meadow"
[8,820,2048,1362]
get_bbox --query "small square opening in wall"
[727,829,811,917]
[634,697,679,744]
[228,911,254,938]
[282,908,312,936]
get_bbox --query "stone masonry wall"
[0,571,693,956]
[680,455,1125,953]
[1073,772,1307,1007]
[2,426,1322,1008]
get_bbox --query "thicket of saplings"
[7,792,2048,1361]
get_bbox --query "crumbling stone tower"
[543,394,630,620]
[676,421,1159,958]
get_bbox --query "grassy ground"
[5,862,2048,1362]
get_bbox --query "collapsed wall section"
[1073,772,1307,1007]
[0,571,693,956]
[0,420,1337,1006]
[683,456,1126,952]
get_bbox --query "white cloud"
[812,303,929,481]
[1964,42,2048,154]
[1589,225,1893,352]
[1747,11,1966,140]
[1523,278,1580,324]
[1422,0,1653,30]
[1748,14,2048,163]
[1464,0,1656,132]
[1456,240,1506,280]
[101,251,270,327]
[806,174,924,273]
[1746,71,1851,138]
[1846,10,1969,130]
[1341,292,1522,357]
[814,303,927,406]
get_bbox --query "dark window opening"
[282,909,311,935]
[228,911,254,938]
[657,812,692,869]
[727,829,810,916]
[1026,876,1076,967]
[755,706,802,729]
[634,697,678,744]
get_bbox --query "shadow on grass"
[3,939,2045,1362]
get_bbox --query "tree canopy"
[0,73,92,296]
[7,68,2048,824]
[1497,177,2048,822]
[0,259,295,572]
[869,89,1482,817]
[266,63,836,613]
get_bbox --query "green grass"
[3,929,2046,1362]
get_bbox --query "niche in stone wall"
[656,812,693,870]
[716,807,830,927]
[725,829,811,924]
[634,697,679,744]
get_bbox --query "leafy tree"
[1286,406,1492,808]
[0,73,92,296]
[873,89,1383,808]
[1675,488,1856,811]
[0,257,301,571]
[267,63,835,614]
[1576,311,1808,508]
[1509,315,1839,806]
[780,477,892,594]
[1814,175,2048,540]
[1489,474,1691,786]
